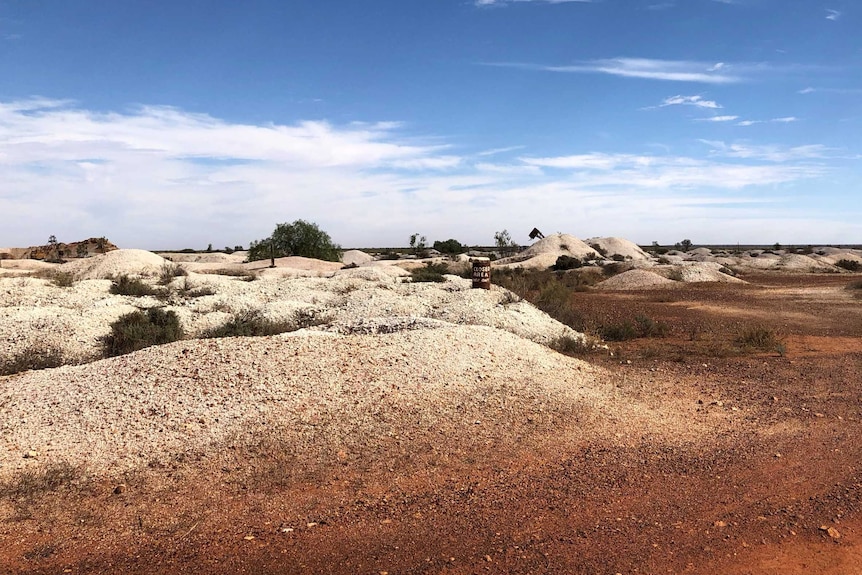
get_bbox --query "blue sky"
[0,0,859,249]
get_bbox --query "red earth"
[2,272,861,574]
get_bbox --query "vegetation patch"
[0,344,66,376]
[551,335,595,356]
[158,262,188,285]
[109,274,163,297]
[104,308,184,356]
[735,326,782,353]
[836,259,861,272]
[203,308,327,339]
[410,262,451,283]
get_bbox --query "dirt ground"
[2,272,862,574]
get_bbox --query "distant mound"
[62,249,168,280]
[586,237,651,261]
[342,250,375,266]
[598,269,676,290]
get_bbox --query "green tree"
[433,238,464,255]
[247,220,342,262]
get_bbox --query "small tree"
[494,229,519,257]
[76,243,88,258]
[675,239,693,252]
[409,233,428,257]
[247,220,342,262]
[206,243,213,253]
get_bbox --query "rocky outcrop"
[11,237,118,261]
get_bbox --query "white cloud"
[660,95,722,109]
[826,9,841,21]
[771,117,798,123]
[737,120,760,127]
[697,115,739,122]
[0,99,844,248]
[487,58,742,83]
[477,145,525,157]
[737,117,798,126]
[798,87,816,94]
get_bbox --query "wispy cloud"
[700,140,829,162]
[737,117,798,126]
[486,58,742,83]
[826,9,841,21]
[660,95,722,109]
[477,145,525,157]
[697,115,739,122]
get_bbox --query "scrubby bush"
[0,344,66,376]
[551,335,594,356]
[158,262,187,285]
[836,259,861,272]
[51,271,76,287]
[410,262,450,283]
[104,308,184,356]
[551,255,583,271]
[735,326,781,352]
[109,274,162,297]
[203,309,326,338]
[598,321,638,342]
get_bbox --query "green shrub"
[598,321,638,341]
[0,344,66,376]
[158,262,187,285]
[735,326,781,352]
[836,259,861,272]
[49,271,76,287]
[635,314,669,338]
[410,262,450,283]
[104,308,184,356]
[551,335,594,356]
[551,255,583,271]
[203,309,323,338]
[109,274,162,297]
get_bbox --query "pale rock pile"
[496,233,602,270]
[342,250,375,266]
[63,249,169,280]
[1,260,584,369]
[0,325,703,479]
[586,237,651,261]
[598,269,676,290]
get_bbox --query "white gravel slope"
[1,325,702,479]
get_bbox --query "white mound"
[0,268,585,368]
[586,237,652,261]
[496,233,601,269]
[342,250,375,266]
[598,269,676,290]
[62,249,168,280]
[244,256,345,274]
